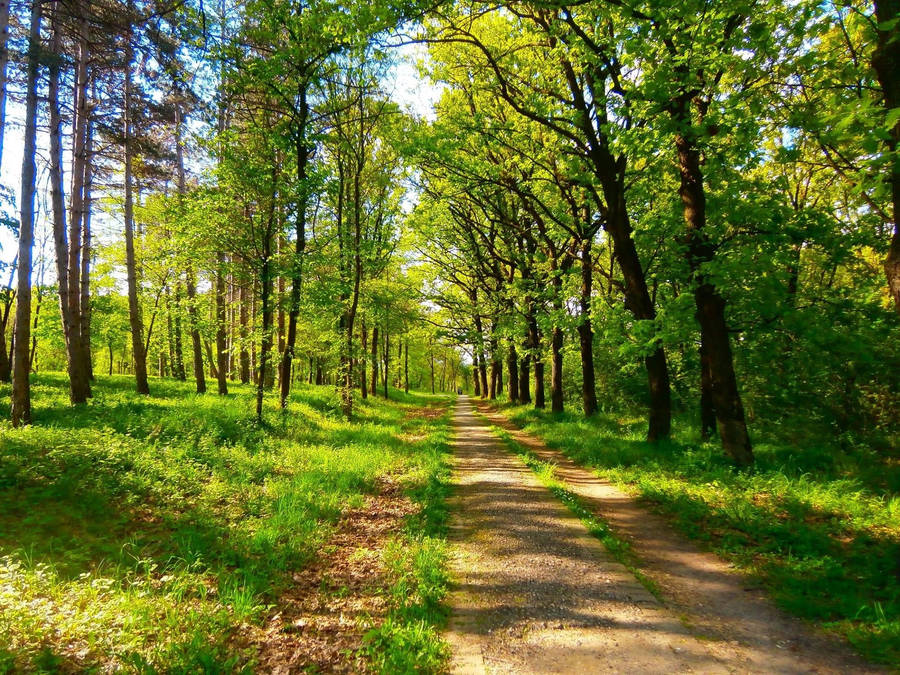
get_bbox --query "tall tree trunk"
[528,311,545,409]
[360,319,368,399]
[383,329,389,398]
[239,278,250,383]
[578,238,598,416]
[67,13,91,401]
[370,324,379,396]
[49,3,91,403]
[430,343,436,394]
[173,281,186,380]
[564,57,671,440]
[549,268,564,413]
[81,85,95,381]
[186,268,206,393]
[215,255,228,394]
[47,1,71,375]
[280,87,309,409]
[507,340,519,403]
[676,126,753,465]
[472,351,481,397]
[0,0,9,167]
[256,258,273,420]
[277,235,286,389]
[404,340,409,394]
[873,0,900,313]
[124,24,150,396]
[11,0,42,426]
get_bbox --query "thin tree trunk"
[370,324,379,395]
[472,351,481,397]
[215,255,228,394]
[186,267,206,393]
[360,319,368,399]
[404,340,409,394]
[81,85,95,381]
[578,238,598,416]
[256,258,273,420]
[383,329,389,399]
[277,234,286,388]
[124,22,149,395]
[173,281,186,380]
[279,87,309,409]
[11,0,42,426]
[0,0,9,167]
[239,277,250,383]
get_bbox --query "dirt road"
[445,397,881,674]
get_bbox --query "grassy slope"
[488,402,900,666]
[0,374,453,673]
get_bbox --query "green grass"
[0,373,453,673]
[488,401,900,666]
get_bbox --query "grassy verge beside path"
[483,400,900,666]
[0,374,453,673]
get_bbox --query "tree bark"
[67,12,91,401]
[549,269,564,413]
[279,86,309,408]
[472,350,481,397]
[186,267,206,393]
[578,238,598,416]
[173,280,186,380]
[123,22,149,396]
[360,319,368,399]
[215,255,229,394]
[404,340,409,394]
[239,277,250,383]
[383,329,389,398]
[370,324,379,396]
[675,125,753,465]
[11,0,42,426]
[256,258,273,420]
[81,87,94,381]
[0,0,9,167]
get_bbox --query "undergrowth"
[0,373,452,672]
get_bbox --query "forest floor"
[445,396,886,673]
[0,375,454,673]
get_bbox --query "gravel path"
[445,396,884,674]
[445,397,724,673]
